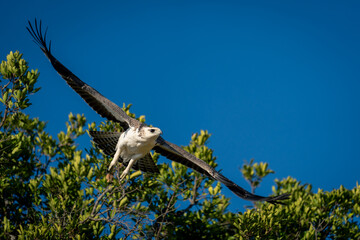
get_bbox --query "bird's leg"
[119,158,136,181]
[106,147,122,182]
[108,147,121,172]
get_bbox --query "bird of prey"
[27,20,290,204]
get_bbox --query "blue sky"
[1,1,360,211]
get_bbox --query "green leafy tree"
[0,51,359,239]
[236,161,360,239]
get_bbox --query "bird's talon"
[106,173,114,183]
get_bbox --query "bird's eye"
[149,129,155,133]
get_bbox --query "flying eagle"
[27,20,290,204]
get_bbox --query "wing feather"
[89,131,121,156]
[135,153,160,174]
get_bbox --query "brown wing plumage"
[89,131,121,156]
[135,153,160,174]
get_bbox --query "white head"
[138,126,162,140]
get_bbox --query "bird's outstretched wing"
[154,137,290,204]
[26,19,140,130]
[90,131,159,173]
